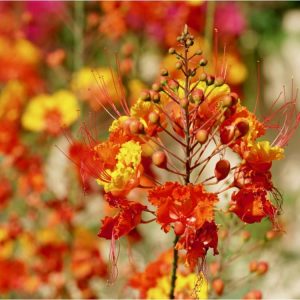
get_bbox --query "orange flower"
[229,188,277,224]
[148,182,217,233]
[98,193,146,240]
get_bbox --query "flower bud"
[199,58,208,66]
[141,90,151,101]
[209,261,221,277]
[212,278,224,296]
[168,79,179,91]
[256,261,269,275]
[152,92,161,103]
[152,151,167,168]
[196,129,208,144]
[191,89,204,103]
[199,72,207,81]
[149,112,160,124]
[235,120,249,137]
[241,230,251,241]
[186,39,194,47]
[215,76,225,87]
[243,290,262,300]
[129,120,144,134]
[206,75,215,86]
[168,48,176,54]
[195,49,203,55]
[222,95,233,107]
[215,159,230,181]
[160,68,168,76]
[174,221,185,235]
[249,261,258,273]
[175,61,183,70]
[180,97,189,108]
[152,83,161,92]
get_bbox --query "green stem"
[73,1,84,71]
[169,235,180,299]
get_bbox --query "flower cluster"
[73,25,299,298]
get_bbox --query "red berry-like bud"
[243,290,262,300]
[241,230,251,241]
[169,48,176,54]
[174,221,185,235]
[152,151,167,168]
[196,129,208,144]
[199,72,207,81]
[161,68,169,76]
[249,261,258,273]
[149,112,160,124]
[206,75,215,85]
[215,159,230,181]
[212,278,224,296]
[256,261,269,275]
[199,58,208,66]
[209,261,221,277]
[236,120,249,137]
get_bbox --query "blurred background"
[0,1,300,299]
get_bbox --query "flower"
[22,90,79,135]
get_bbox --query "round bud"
[199,58,208,66]
[199,72,207,81]
[152,151,167,168]
[266,230,278,240]
[161,68,168,76]
[189,69,196,77]
[212,278,224,296]
[236,120,249,137]
[206,75,215,86]
[141,90,151,101]
[215,76,225,87]
[186,39,193,46]
[243,290,262,300]
[191,89,204,103]
[256,261,269,275]
[168,79,179,91]
[241,230,251,241]
[174,221,185,236]
[152,92,161,103]
[152,83,161,92]
[160,76,167,86]
[196,129,208,144]
[214,159,231,181]
[196,50,203,55]
[209,261,221,277]
[249,261,258,273]
[129,120,143,134]
[175,61,183,70]
[168,48,176,54]
[222,95,233,107]
[149,112,160,124]
[121,43,134,57]
[230,92,239,105]
[180,97,189,108]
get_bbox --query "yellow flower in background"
[0,36,40,65]
[146,273,208,299]
[71,67,119,111]
[0,228,13,259]
[0,80,27,122]
[22,90,79,135]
